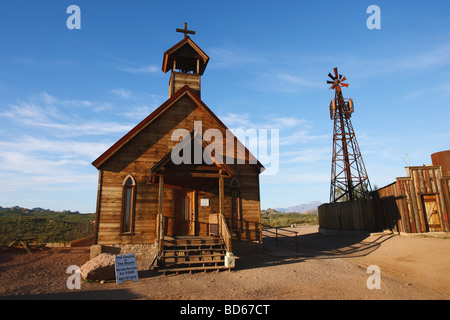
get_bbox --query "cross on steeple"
[176,22,196,39]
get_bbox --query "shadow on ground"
[233,227,395,272]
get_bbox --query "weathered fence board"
[318,199,377,232]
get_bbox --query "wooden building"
[91,25,264,272]
[319,151,450,234]
[373,150,450,233]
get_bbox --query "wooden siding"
[170,72,201,98]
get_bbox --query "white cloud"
[221,112,306,131]
[4,101,47,122]
[110,88,133,99]
[262,169,330,185]
[10,57,74,68]
[400,83,450,102]
[122,105,154,120]
[253,72,323,92]
[0,92,135,201]
[119,65,159,73]
[207,47,266,69]
[35,92,93,108]
[0,136,109,160]
[282,147,330,164]
[0,149,97,193]
[333,44,450,80]
[2,93,133,137]
[220,112,327,148]
[394,44,450,72]
[279,130,328,146]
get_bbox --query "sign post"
[115,254,139,285]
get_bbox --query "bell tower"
[162,23,210,98]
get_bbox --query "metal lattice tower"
[327,68,371,202]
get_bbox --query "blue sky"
[0,1,449,212]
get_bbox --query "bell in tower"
[162,23,210,98]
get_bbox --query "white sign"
[200,198,209,206]
[115,254,139,285]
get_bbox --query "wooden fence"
[318,199,379,232]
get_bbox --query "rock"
[80,253,116,281]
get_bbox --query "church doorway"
[174,189,196,236]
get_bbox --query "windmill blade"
[327,68,349,93]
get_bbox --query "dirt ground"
[1,225,449,301]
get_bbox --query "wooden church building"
[91,24,264,273]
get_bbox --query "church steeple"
[162,23,209,98]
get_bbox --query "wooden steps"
[158,236,233,275]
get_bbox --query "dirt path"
[1,226,449,300]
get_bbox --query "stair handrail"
[218,213,232,253]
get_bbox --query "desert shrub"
[261,212,318,228]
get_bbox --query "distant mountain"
[273,201,322,213]
[0,205,83,216]
[261,208,282,215]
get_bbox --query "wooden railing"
[209,213,232,253]
[262,225,298,253]
[209,214,219,236]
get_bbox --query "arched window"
[121,175,136,234]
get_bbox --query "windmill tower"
[327,68,371,202]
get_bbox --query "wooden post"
[157,174,165,256]
[93,169,103,244]
[219,172,224,214]
[275,228,278,247]
[193,190,197,235]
